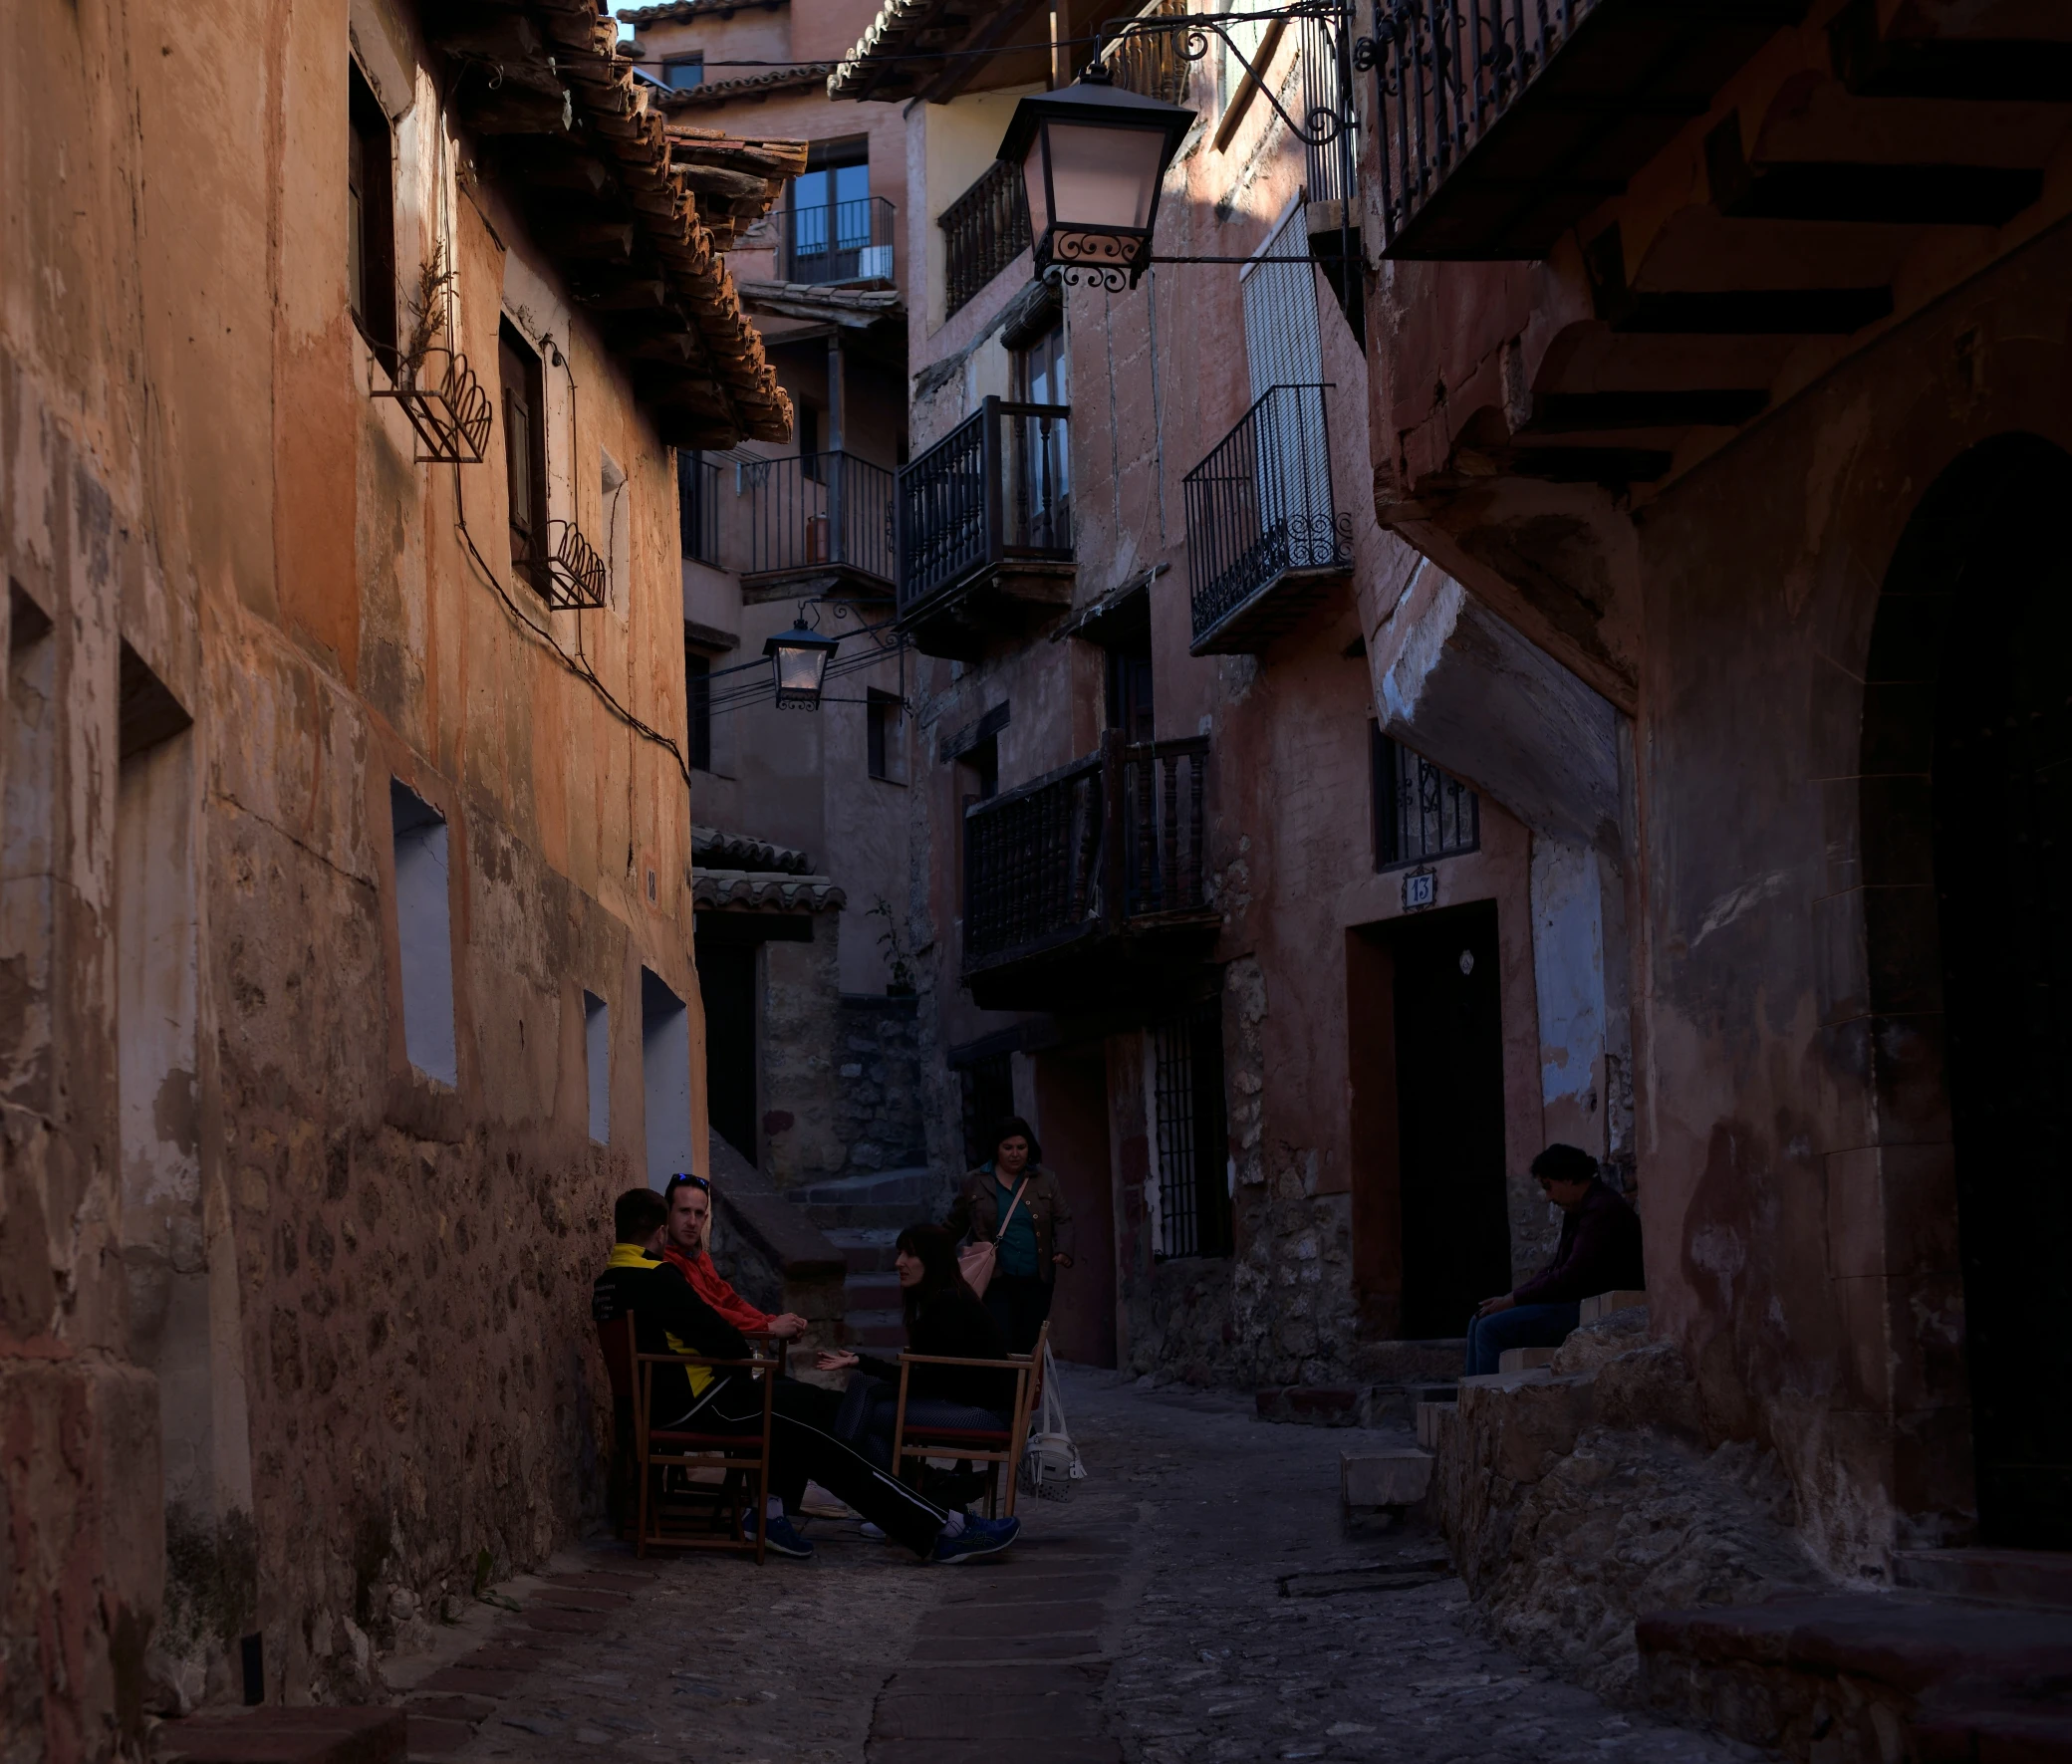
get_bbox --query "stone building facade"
[1350,0,2072,1593]
[829,4,1626,1380]
[623,0,929,1194]
[3,0,791,1752]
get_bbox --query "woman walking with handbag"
[946,1116,1074,1355]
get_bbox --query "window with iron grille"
[1372,726,1479,871]
[1153,1000,1232,1259]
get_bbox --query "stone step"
[846,1271,903,1309]
[1255,1381,1458,1429]
[792,1166,939,1209]
[153,1707,405,1763]
[804,1201,935,1231]
[1497,1346,1558,1374]
[1340,1448,1434,1509]
[1578,1288,1649,1325]
[1896,1548,2072,1611]
[824,1226,902,1273]
[1636,1594,2072,1762]
[1416,1400,1457,1451]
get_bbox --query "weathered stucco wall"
[4,0,723,1748]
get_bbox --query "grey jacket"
[947,1164,1075,1284]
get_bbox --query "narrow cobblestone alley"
[392,1371,1757,1764]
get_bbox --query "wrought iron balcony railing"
[963,732,1210,973]
[1370,0,1797,260]
[897,396,1071,619]
[783,195,897,286]
[737,451,896,586]
[940,158,1030,319]
[1183,383,1352,652]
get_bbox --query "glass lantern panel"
[1043,122,1166,231]
[772,642,830,699]
[1022,136,1051,242]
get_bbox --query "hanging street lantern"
[764,613,841,710]
[998,64,1195,292]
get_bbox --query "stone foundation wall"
[1428,1313,1831,1700]
[829,994,926,1176]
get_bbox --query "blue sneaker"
[745,1511,814,1559]
[931,1514,1020,1565]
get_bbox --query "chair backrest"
[596,1311,639,1413]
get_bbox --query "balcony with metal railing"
[940,159,1030,320]
[895,395,1073,658]
[733,451,896,596]
[1183,383,1353,654]
[961,732,1216,1010]
[782,196,898,286]
[1371,0,1800,261]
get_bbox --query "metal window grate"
[1372,728,1479,870]
[1153,1000,1231,1260]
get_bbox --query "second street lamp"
[998,65,1194,291]
[765,614,841,710]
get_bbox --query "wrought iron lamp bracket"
[1093,3,1358,149]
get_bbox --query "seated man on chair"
[656,1172,809,1345]
[1464,1144,1643,1378]
[593,1187,1020,1565]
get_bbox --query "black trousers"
[984,1272,1053,1356]
[696,1376,951,1557]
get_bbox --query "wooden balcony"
[961,733,1216,1012]
[896,396,1074,660]
[940,159,1030,320]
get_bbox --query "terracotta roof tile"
[430,0,801,446]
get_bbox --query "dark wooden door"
[1393,900,1511,1339]
[696,935,759,1165]
[1932,446,2072,1547]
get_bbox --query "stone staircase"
[789,1167,944,1351]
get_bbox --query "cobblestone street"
[390,1370,1757,1764]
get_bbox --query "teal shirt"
[989,1167,1041,1278]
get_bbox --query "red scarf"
[660,1243,771,1333]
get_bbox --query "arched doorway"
[1870,433,2072,1548]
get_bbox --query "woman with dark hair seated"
[816,1223,1013,1478]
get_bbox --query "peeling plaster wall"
[3,0,717,1748]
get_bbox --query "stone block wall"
[829,994,926,1175]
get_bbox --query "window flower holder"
[372,347,493,465]
[526,519,610,612]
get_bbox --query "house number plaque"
[1402,868,1437,911]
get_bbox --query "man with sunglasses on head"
[657,1172,809,1343]
[594,1185,1020,1565]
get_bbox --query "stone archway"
[1865,432,2072,1549]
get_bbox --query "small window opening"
[389,780,458,1086]
[1371,726,1480,872]
[348,63,397,360]
[663,54,704,90]
[1153,1000,1232,1259]
[867,689,905,783]
[584,990,611,1144]
[684,642,713,774]
[500,320,549,595]
[641,968,693,1190]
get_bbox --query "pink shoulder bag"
[957,1178,1029,1297]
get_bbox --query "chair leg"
[636,1457,651,1559]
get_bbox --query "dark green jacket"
[947,1164,1075,1285]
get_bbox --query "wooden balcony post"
[981,394,1005,568]
[1099,728,1124,934]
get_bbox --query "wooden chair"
[596,1314,780,1561]
[890,1321,1050,1519]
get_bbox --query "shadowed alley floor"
[389,1370,1759,1763]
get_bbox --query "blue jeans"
[1463,1301,1579,1377]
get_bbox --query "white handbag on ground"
[1021,1341,1087,1499]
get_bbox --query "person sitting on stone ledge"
[657,1171,809,1344]
[594,1187,1021,1566]
[1464,1144,1643,1378]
